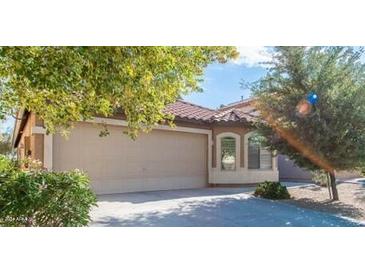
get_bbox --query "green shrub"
[254,181,291,200]
[311,170,328,187]
[0,155,18,183]
[0,169,97,227]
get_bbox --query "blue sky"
[184,62,266,109]
[184,46,271,108]
[0,47,271,134]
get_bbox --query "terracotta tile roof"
[215,97,259,123]
[13,99,259,148]
[165,99,259,123]
[165,100,216,121]
[212,108,257,122]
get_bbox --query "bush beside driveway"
[90,187,363,227]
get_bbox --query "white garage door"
[53,122,208,194]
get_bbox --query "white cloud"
[233,46,273,68]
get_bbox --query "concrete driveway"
[90,186,363,227]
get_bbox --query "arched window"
[221,136,236,170]
[248,134,272,170]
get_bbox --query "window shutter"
[260,148,272,169]
[248,142,260,169]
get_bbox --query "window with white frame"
[221,137,236,170]
[248,135,272,169]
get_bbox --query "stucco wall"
[336,170,362,180]
[17,113,281,191]
[211,128,279,184]
[278,154,312,181]
[278,154,361,181]
[53,122,208,194]
[212,126,249,168]
[16,113,44,165]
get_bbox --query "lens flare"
[296,92,318,117]
[255,95,334,175]
[307,91,318,105]
[296,99,312,117]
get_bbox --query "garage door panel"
[53,122,208,194]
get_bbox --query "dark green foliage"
[0,167,97,227]
[252,47,365,173]
[251,47,365,200]
[254,181,291,200]
[0,154,18,183]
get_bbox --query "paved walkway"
[90,185,363,227]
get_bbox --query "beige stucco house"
[12,98,278,194]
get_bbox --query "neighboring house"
[278,155,312,181]
[12,98,279,194]
[278,155,361,182]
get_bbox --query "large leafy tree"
[0,46,238,137]
[252,47,365,200]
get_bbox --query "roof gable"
[165,98,259,124]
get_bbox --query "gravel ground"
[285,182,365,221]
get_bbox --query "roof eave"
[12,110,30,148]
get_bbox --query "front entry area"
[211,130,279,184]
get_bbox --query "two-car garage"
[52,122,208,194]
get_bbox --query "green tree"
[252,47,365,200]
[0,46,238,138]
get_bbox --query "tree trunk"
[326,173,332,200]
[329,172,339,201]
